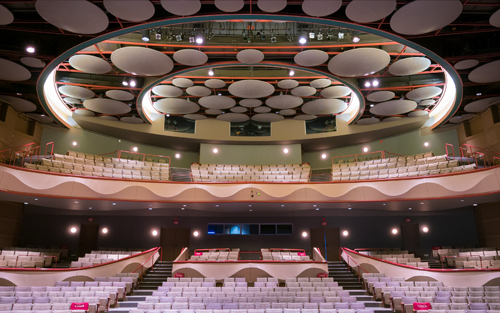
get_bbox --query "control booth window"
[208,223,292,235]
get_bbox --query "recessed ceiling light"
[249,205,252,207]
[461,199,464,202]
[26,46,35,53]
[383,203,386,205]
[75,201,78,203]
[370,104,374,107]
[352,36,360,43]
[364,81,371,88]
[313,205,317,207]
[112,203,116,205]
[249,209,252,212]
[149,208,152,210]
[24,202,28,205]
[34,198,38,200]
[181,208,185,210]
[316,208,319,211]
[216,205,219,207]
[421,202,424,204]
[281,204,284,207]
[473,204,477,207]
[348,207,352,210]
[89,207,92,210]
[409,208,412,210]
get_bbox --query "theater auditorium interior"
[2,0,500,313]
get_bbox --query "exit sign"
[405,218,412,223]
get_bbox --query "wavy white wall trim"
[0,248,159,286]
[342,248,500,287]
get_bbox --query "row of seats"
[335,152,434,164]
[190,252,239,261]
[70,252,142,267]
[65,151,168,164]
[155,290,349,298]
[133,304,369,311]
[284,284,340,288]
[191,164,311,183]
[0,302,102,313]
[158,288,345,294]
[424,303,500,310]
[451,259,500,269]
[128,309,376,313]
[333,155,445,168]
[435,248,497,258]
[0,287,124,303]
[262,252,310,261]
[0,249,66,260]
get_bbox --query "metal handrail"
[445,143,455,160]
[331,150,385,165]
[340,247,370,281]
[117,150,171,165]
[131,247,161,282]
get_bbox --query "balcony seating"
[0,247,68,268]
[261,251,311,262]
[434,248,500,269]
[189,249,240,261]
[331,153,478,181]
[23,151,170,181]
[191,164,311,183]
[69,250,142,267]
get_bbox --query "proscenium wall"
[40,126,199,168]
[303,128,460,169]
[199,143,302,165]
[19,207,478,258]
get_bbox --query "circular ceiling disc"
[35,0,109,34]
[280,109,296,116]
[83,98,131,114]
[383,117,401,122]
[389,57,431,76]
[199,95,236,109]
[120,116,144,124]
[205,109,222,115]
[217,113,249,122]
[27,113,53,124]
[469,60,500,83]
[0,4,14,25]
[277,79,299,89]
[240,99,262,108]
[184,114,207,120]
[257,0,287,12]
[0,95,36,112]
[310,79,331,89]
[408,110,429,117]
[291,86,316,97]
[294,50,329,67]
[454,59,479,70]
[64,97,81,105]
[302,0,341,17]
[237,49,264,64]
[154,98,200,114]
[321,86,351,98]
[172,78,194,88]
[301,99,347,115]
[230,106,248,113]
[205,79,226,89]
[186,86,212,97]
[464,97,500,113]
[74,109,95,117]
[328,48,390,77]
[0,58,31,81]
[100,115,119,121]
[357,118,380,125]
[69,55,111,74]
[111,47,174,76]
[390,0,463,35]
[419,100,436,107]
[346,0,396,23]
[20,57,46,68]
[490,8,500,27]
[252,113,285,122]
[215,0,244,12]
[450,114,475,124]
[294,115,317,120]
[266,95,303,109]
[366,91,395,102]
[173,49,208,66]
[59,85,95,99]
[370,100,417,116]
[160,0,201,15]
[228,80,275,98]
[106,90,134,101]
[406,87,443,101]
[152,85,183,97]
[103,0,155,22]
[253,106,271,113]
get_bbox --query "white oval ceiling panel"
[279,109,296,116]
[184,114,207,120]
[357,118,380,125]
[20,57,46,68]
[310,79,331,89]
[205,109,222,115]
[294,114,317,120]
[366,91,395,102]
[0,4,14,25]
[301,99,347,115]
[74,109,95,117]
[35,0,109,34]
[346,0,396,23]
[64,97,81,105]
[252,113,285,122]
[419,100,436,107]
[454,59,479,70]
[464,97,500,113]
[240,99,262,108]
[199,95,236,109]
[173,49,208,66]
[266,95,303,109]
[69,55,111,74]
[111,47,174,76]
[27,113,53,124]
[302,0,341,17]
[121,116,144,124]
[215,0,244,12]
[370,100,417,116]
[406,87,443,101]
[103,0,155,22]
[328,48,390,77]
[161,0,201,16]
[217,113,250,122]
[83,98,131,114]
[230,106,248,113]
[294,50,329,67]
[186,86,212,97]
[408,110,429,117]
[58,85,95,99]
[490,8,500,27]
[205,79,226,89]
[388,57,431,76]
[291,86,317,97]
[257,0,287,12]
[253,106,271,113]
[277,79,299,89]
[0,96,36,112]
[228,80,275,98]
[469,60,500,83]
[383,117,401,122]
[106,90,134,101]
[321,86,351,99]
[100,115,119,121]
[152,85,183,97]
[390,0,463,35]
[237,49,264,64]
[172,78,194,88]
[0,58,31,81]
[154,98,200,114]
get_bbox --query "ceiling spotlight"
[283,148,289,154]
[321,153,327,159]
[409,207,412,210]
[372,80,379,87]
[299,31,308,44]
[473,204,478,207]
[141,30,150,42]
[302,231,308,238]
[370,104,374,107]
[338,31,344,39]
[363,147,368,152]
[392,228,398,235]
[193,231,199,237]
[289,69,295,76]
[130,80,136,87]
[424,142,429,147]
[342,230,349,237]
[476,92,482,96]
[352,36,360,43]
[102,228,108,234]
[208,68,214,76]
[24,202,28,205]
[194,30,204,44]
[26,46,35,53]
[422,226,429,233]
[270,36,277,43]
[213,148,218,153]
[317,32,323,41]
[133,147,138,152]
[175,153,181,159]
[309,31,315,39]
[364,81,371,88]
[122,79,128,86]
[166,113,170,117]
[70,227,77,234]
[152,230,158,236]
[155,28,162,40]
[72,141,77,146]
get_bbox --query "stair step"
[117,302,138,308]
[132,291,154,296]
[126,296,146,301]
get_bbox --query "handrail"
[98,150,119,158]
[117,150,171,165]
[332,150,385,165]
[383,150,406,158]
[445,143,455,160]
[194,248,231,253]
[44,142,54,158]
[340,247,369,281]
[131,247,161,282]
[0,142,38,165]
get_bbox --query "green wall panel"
[200,143,302,165]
